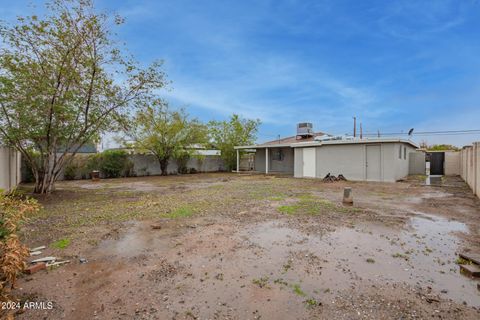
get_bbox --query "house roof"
[235,137,419,149]
[252,132,326,147]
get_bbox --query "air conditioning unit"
[297,122,314,137]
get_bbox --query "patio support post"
[265,148,269,174]
[236,149,240,173]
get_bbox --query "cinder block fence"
[460,142,480,198]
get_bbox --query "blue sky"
[2,0,480,146]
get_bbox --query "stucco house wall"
[294,148,303,178]
[294,142,415,182]
[313,144,366,180]
[409,151,426,175]
[254,148,266,173]
[254,147,294,173]
[391,143,417,181]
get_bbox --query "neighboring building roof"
[58,143,98,153]
[235,137,419,149]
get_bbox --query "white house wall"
[293,142,415,182]
[314,144,366,180]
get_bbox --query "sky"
[1,0,480,146]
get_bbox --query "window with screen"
[272,149,284,161]
[404,146,407,160]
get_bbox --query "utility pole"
[377,129,380,138]
[353,117,356,137]
[360,123,363,139]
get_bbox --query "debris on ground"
[30,251,43,256]
[31,256,56,264]
[79,258,88,264]
[30,245,46,252]
[24,262,46,274]
[47,260,71,267]
[151,224,162,230]
[457,253,480,278]
[323,173,348,182]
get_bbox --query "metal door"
[303,148,316,177]
[430,152,445,175]
[366,145,381,181]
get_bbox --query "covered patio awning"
[233,144,293,174]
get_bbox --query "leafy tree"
[209,114,261,170]
[0,0,166,193]
[428,144,460,151]
[128,102,208,175]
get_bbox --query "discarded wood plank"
[31,256,56,263]
[24,262,46,274]
[29,246,46,252]
[47,260,70,267]
[459,264,480,277]
[30,251,42,256]
[459,252,480,266]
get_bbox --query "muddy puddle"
[241,213,479,307]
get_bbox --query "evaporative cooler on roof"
[297,122,314,138]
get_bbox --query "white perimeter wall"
[0,147,21,192]
[460,143,479,198]
[444,151,460,176]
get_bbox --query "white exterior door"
[303,147,316,177]
[366,145,381,181]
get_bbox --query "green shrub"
[64,163,77,180]
[87,150,132,178]
[176,154,190,174]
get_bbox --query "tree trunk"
[159,157,169,176]
[33,172,55,194]
[33,152,57,194]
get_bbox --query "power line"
[361,129,480,137]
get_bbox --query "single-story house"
[234,125,420,182]
[0,147,21,192]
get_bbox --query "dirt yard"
[12,173,480,319]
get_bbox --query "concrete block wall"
[0,147,21,192]
[131,154,225,176]
[459,142,479,198]
[23,154,225,182]
[444,151,460,175]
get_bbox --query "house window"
[272,149,284,161]
[399,146,402,159]
[403,146,407,160]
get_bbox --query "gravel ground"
[11,173,480,319]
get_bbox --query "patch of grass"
[278,204,300,215]
[366,258,375,263]
[304,298,318,308]
[392,253,410,261]
[165,206,195,219]
[277,194,356,216]
[274,278,288,286]
[292,284,306,297]
[51,238,70,249]
[252,276,270,288]
[282,259,293,272]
